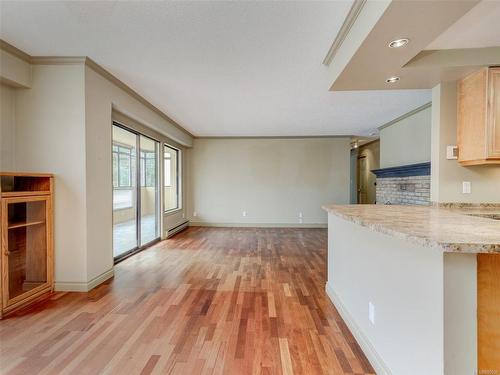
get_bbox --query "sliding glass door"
[112,123,160,261]
[139,135,159,246]
[112,125,138,258]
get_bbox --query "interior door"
[2,196,52,307]
[357,156,368,204]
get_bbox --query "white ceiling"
[0,1,431,137]
[426,0,500,50]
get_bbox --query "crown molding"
[194,135,353,140]
[0,39,194,138]
[377,102,432,131]
[322,0,366,66]
[0,39,32,63]
[84,57,194,138]
[31,56,87,65]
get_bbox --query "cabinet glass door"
[3,197,50,305]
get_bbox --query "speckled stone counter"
[322,204,500,253]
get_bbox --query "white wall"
[431,82,500,204]
[14,64,88,286]
[327,215,444,375]
[443,253,477,375]
[326,215,478,375]
[187,137,350,226]
[0,84,16,170]
[1,45,193,290]
[380,105,432,168]
[84,65,192,282]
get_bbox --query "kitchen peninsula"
[323,204,500,375]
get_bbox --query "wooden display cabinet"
[0,172,54,318]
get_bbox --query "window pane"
[164,158,171,186]
[120,146,131,155]
[146,157,155,187]
[112,152,118,188]
[140,154,146,187]
[164,145,179,211]
[113,189,133,210]
[119,154,131,186]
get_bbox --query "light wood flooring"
[0,227,374,375]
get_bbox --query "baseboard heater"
[167,220,189,238]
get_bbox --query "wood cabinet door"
[488,68,500,159]
[457,68,488,163]
[1,195,53,308]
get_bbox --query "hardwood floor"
[0,227,374,375]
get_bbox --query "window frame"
[163,144,181,213]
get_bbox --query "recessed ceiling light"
[388,38,409,48]
[385,76,400,83]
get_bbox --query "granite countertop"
[322,204,500,253]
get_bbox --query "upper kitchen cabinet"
[457,67,500,166]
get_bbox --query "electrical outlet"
[193,211,197,217]
[368,302,375,325]
[462,181,471,194]
[242,211,247,217]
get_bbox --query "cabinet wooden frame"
[487,68,500,159]
[477,253,500,371]
[0,173,54,318]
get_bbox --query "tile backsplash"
[376,175,430,205]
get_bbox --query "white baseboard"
[54,281,88,292]
[87,268,114,291]
[325,282,391,375]
[55,268,114,292]
[189,221,327,228]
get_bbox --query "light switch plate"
[462,181,471,194]
[368,302,375,325]
[446,145,458,160]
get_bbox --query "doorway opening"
[350,139,380,204]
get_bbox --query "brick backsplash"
[376,175,430,205]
